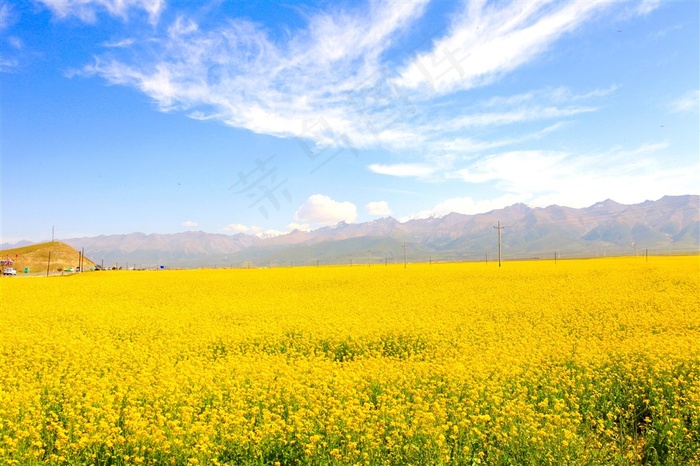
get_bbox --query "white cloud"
[451,142,699,208]
[670,90,699,113]
[77,1,619,159]
[181,220,197,227]
[456,150,570,187]
[8,36,22,49]
[102,38,136,48]
[224,223,252,233]
[37,0,165,24]
[365,201,392,216]
[80,2,426,150]
[368,163,437,178]
[0,5,20,72]
[287,222,312,232]
[444,105,596,129]
[0,3,13,30]
[258,229,288,238]
[398,140,698,221]
[294,194,357,225]
[224,224,285,236]
[61,0,680,213]
[400,194,526,221]
[433,195,528,216]
[635,0,662,16]
[0,57,18,72]
[395,1,611,94]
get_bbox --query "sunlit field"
[1,256,698,465]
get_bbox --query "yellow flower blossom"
[0,256,698,464]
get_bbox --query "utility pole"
[403,242,407,268]
[368,250,371,267]
[52,226,54,243]
[493,221,505,267]
[46,251,51,277]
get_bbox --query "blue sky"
[1,0,698,243]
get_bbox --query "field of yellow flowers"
[1,256,698,465]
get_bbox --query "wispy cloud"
[102,38,136,48]
[670,90,699,113]
[37,0,165,25]
[0,2,19,72]
[76,0,624,160]
[0,2,13,30]
[635,0,662,17]
[81,2,429,149]
[181,220,197,227]
[0,57,18,72]
[395,1,610,94]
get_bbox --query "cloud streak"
[37,0,165,25]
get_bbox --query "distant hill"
[0,242,96,275]
[6,195,692,268]
[61,231,259,269]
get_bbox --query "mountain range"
[3,195,698,268]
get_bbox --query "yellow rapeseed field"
[1,256,699,465]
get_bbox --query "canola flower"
[0,256,698,465]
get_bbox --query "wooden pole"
[493,221,505,267]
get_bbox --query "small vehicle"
[3,267,17,276]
